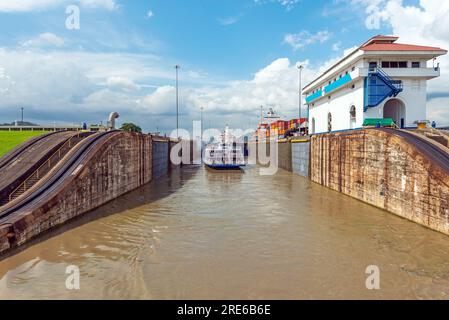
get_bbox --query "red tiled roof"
[362,43,447,52]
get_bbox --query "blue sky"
[0,0,448,133]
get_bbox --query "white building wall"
[309,79,364,134]
[306,51,442,133]
[399,79,427,126]
[364,78,427,127]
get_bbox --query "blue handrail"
[364,68,403,111]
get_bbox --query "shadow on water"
[0,165,200,263]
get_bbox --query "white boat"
[204,126,245,169]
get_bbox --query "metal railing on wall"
[8,133,84,202]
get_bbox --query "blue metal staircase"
[364,68,403,112]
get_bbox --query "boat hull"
[205,163,245,170]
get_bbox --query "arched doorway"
[311,118,316,134]
[349,105,356,129]
[384,99,405,128]
[327,113,332,132]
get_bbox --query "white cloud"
[106,76,140,91]
[0,0,59,12]
[283,30,332,51]
[82,89,137,112]
[0,49,172,120]
[0,0,117,12]
[254,0,299,11]
[0,67,6,78]
[0,41,355,131]
[79,0,117,10]
[184,58,328,118]
[138,86,176,115]
[218,16,240,26]
[332,41,342,52]
[21,33,65,48]
[428,96,449,126]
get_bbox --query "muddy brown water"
[1,165,449,300]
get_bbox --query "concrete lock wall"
[278,142,292,172]
[292,141,310,178]
[311,129,449,235]
[2,132,153,250]
[169,140,180,169]
[152,138,170,179]
[254,140,309,176]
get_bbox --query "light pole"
[200,106,203,161]
[20,107,24,125]
[175,64,181,138]
[297,64,304,120]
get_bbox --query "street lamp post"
[21,107,24,125]
[175,64,181,138]
[297,64,304,120]
[200,106,203,161]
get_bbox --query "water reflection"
[1,165,449,299]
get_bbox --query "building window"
[381,61,408,68]
[412,62,420,68]
[350,105,356,129]
[350,105,356,119]
[369,62,377,71]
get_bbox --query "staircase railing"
[7,133,86,203]
[364,68,404,111]
[372,68,403,93]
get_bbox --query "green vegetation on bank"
[0,131,50,157]
[120,123,142,133]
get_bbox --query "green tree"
[120,123,142,133]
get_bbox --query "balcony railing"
[359,67,440,78]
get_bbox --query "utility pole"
[175,65,181,138]
[200,107,204,161]
[21,107,24,125]
[297,64,304,120]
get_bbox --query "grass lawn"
[0,131,50,157]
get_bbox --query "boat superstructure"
[204,126,245,169]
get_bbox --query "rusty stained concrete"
[311,129,449,235]
[0,132,170,253]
